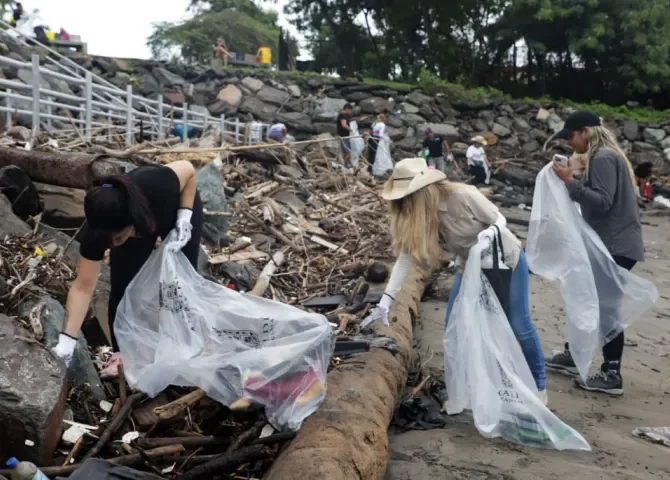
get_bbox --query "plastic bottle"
[5,458,49,480]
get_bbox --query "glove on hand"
[53,332,77,367]
[170,208,193,251]
[361,293,393,328]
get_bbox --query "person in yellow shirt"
[256,46,272,65]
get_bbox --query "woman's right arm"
[63,257,101,338]
[383,253,414,301]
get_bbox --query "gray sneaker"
[545,343,579,375]
[574,368,624,396]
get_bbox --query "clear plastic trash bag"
[115,232,334,431]
[373,135,393,177]
[444,239,591,451]
[526,163,658,380]
[349,121,365,168]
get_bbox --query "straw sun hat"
[471,135,488,145]
[381,157,447,201]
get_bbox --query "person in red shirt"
[634,162,653,201]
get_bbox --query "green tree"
[148,0,296,65]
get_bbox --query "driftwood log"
[266,268,428,480]
[0,148,128,189]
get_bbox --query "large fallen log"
[265,267,428,480]
[0,147,128,189]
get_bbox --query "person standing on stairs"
[361,157,548,404]
[52,161,203,378]
[548,110,644,396]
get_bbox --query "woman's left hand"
[171,208,193,250]
[553,161,574,184]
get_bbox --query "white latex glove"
[52,333,77,367]
[170,208,193,251]
[361,293,392,328]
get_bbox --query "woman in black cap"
[546,110,643,396]
[52,161,203,377]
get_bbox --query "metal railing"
[0,21,272,146]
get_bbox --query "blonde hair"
[583,126,636,189]
[376,114,386,123]
[387,180,461,267]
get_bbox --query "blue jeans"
[445,249,547,391]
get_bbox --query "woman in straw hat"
[467,136,491,184]
[362,157,547,403]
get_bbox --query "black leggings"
[107,193,203,351]
[367,137,379,174]
[601,255,637,364]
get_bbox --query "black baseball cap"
[553,110,602,139]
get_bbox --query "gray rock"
[110,72,131,88]
[313,122,337,135]
[207,100,237,117]
[417,123,459,139]
[239,96,276,122]
[138,73,160,96]
[395,136,421,151]
[536,108,551,121]
[522,140,541,153]
[189,104,209,117]
[276,164,305,180]
[400,102,419,114]
[0,194,30,238]
[0,314,67,465]
[20,296,105,400]
[288,85,301,97]
[313,97,347,123]
[478,110,497,123]
[192,83,218,107]
[241,76,264,93]
[492,122,512,137]
[359,97,390,114]
[513,117,531,131]
[257,86,290,106]
[385,115,404,129]
[275,111,314,132]
[18,68,51,89]
[660,136,670,150]
[400,113,427,127]
[406,91,433,107]
[152,67,185,87]
[632,141,657,153]
[305,77,323,89]
[197,162,229,243]
[344,91,373,103]
[386,127,407,141]
[34,182,85,230]
[643,127,666,144]
[622,120,639,141]
[500,136,519,148]
[496,116,514,129]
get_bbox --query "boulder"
[190,104,209,118]
[18,68,51,89]
[257,86,291,106]
[138,73,160,97]
[406,91,433,107]
[288,85,301,97]
[275,111,314,133]
[197,162,229,245]
[34,182,85,230]
[191,81,218,106]
[386,127,407,141]
[632,141,657,153]
[313,123,337,135]
[622,120,639,141]
[163,88,185,106]
[400,113,427,128]
[110,72,131,88]
[536,108,551,121]
[207,100,237,117]
[304,77,324,89]
[152,67,185,87]
[400,102,419,114]
[20,295,105,399]
[239,96,276,122]
[660,136,670,150]
[0,314,67,465]
[513,117,531,131]
[313,97,347,123]
[417,123,459,139]
[643,127,666,144]
[344,91,373,103]
[359,97,390,115]
[492,122,512,137]
[241,76,264,93]
[0,166,43,220]
[495,116,514,129]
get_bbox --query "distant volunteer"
[367,114,386,174]
[52,161,203,377]
[362,157,548,403]
[548,110,643,395]
[336,104,354,168]
[422,128,452,172]
[268,123,288,143]
[467,136,491,184]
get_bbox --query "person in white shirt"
[367,114,386,174]
[467,136,491,185]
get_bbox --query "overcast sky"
[18,0,303,59]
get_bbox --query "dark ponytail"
[84,175,156,236]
